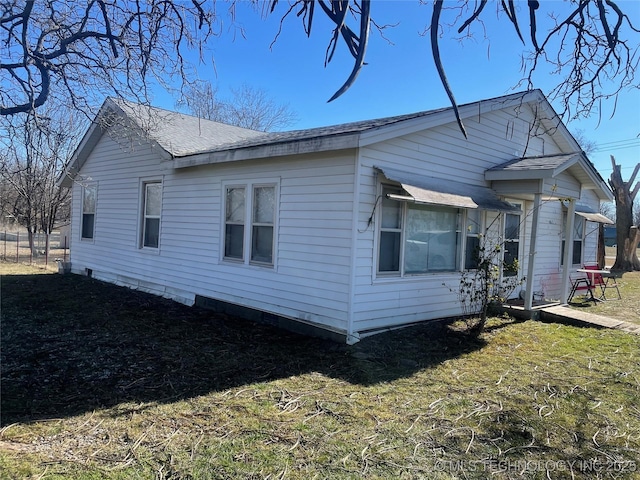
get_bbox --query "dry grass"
[1,262,639,479]
[569,271,640,325]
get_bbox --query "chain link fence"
[1,226,70,270]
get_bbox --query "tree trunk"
[597,223,605,269]
[623,226,640,269]
[609,157,640,272]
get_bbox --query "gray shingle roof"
[111,97,449,158]
[487,153,579,172]
[199,109,450,155]
[111,99,267,157]
[112,90,559,159]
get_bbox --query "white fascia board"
[57,119,106,187]
[550,153,581,177]
[58,100,173,187]
[581,162,614,201]
[562,157,614,201]
[173,133,360,169]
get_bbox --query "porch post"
[560,200,576,304]
[524,193,541,310]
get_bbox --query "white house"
[60,90,613,343]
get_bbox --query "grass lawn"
[1,262,639,479]
[568,271,640,325]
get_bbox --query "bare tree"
[609,155,640,271]
[271,1,639,135]
[600,201,615,221]
[3,1,638,137]
[1,0,222,117]
[177,81,297,131]
[0,106,81,254]
[572,129,598,156]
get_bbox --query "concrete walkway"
[540,305,640,335]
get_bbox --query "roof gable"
[486,153,613,201]
[110,99,266,157]
[59,98,266,186]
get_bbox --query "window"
[503,207,522,276]
[378,186,402,272]
[141,182,162,248]
[464,209,482,270]
[378,185,461,276]
[561,213,584,266]
[251,186,275,263]
[225,186,245,259]
[224,183,276,266]
[81,184,96,240]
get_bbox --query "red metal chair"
[583,264,621,300]
[568,274,596,303]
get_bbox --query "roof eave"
[57,114,107,187]
[574,157,614,201]
[173,132,361,169]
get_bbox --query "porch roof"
[485,153,613,201]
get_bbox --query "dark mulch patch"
[1,272,484,425]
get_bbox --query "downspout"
[524,191,542,310]
[560,199,576,304]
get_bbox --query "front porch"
[485,152,614,310]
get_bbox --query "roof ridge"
[107,96,266,134]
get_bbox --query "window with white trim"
[141,181,162,248]
[225,186,245,259]
[503,207,522,276]
[251,186,275,263]
[81,184,97,240]
[224,183,276,266]
[378,185,462,276]
[561,212,584,266]
[464,209,482,270]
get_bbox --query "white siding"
[518,189,603,302]
[70,99,606,342]
[70,133,356,334]
[528,200,565,300]
[351,107,564,332]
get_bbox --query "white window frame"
[502,203,523,277]
[561,212,584,266]
[224,184,246,261]
[140,179,163,250]
[222,180,279,268]
[81,183,97,241]
[250,184,276,265]
[463,208,484,270]
[376,183,462,277]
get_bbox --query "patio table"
[576,268,620,301]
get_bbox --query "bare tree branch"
[431,0,467,138]
[1,0,220,117]
[327,0,371,102]
[177,81,297,132]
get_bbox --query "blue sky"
[152,1,639,182]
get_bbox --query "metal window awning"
[376,166,520,212]
[575,204,614,224]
